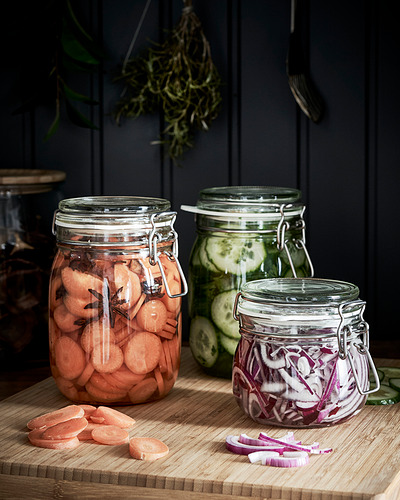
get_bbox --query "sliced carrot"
[91,342,123,374]
[162,339,173,379]
[27,405,84,430]
[89,371,121,393]
[80,321,115,353]
[123,331,162,375]
[28,429,81,450]
[63,294,98,319]
[49,275,63,310]
[158,344,168,374]
[161,280,181,313]
[153,367,165,396]
[61,267,104,302]
[90,415,105,424]
[129,437,169,461]
[86,383,126,403]
[78,404,97,418]
[109,364,146,388]
[128,377,157,404]
[54,376,80,401]
[54,336,86,380]
[113,263,142,309]
[77,421,106,441]
[41,417,88,440]
[91,425,129,446]
[91,406,136,429]
[76,361,95,387]
[53,303,80,333]
[156,330,174,340]
[159,253,180,282]
[136,299,168,333]
[129,293,146,318]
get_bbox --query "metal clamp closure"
[337,300,380,395]
[148,212,188,299]
[276,205,314,277]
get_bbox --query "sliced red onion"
[258,432,333,454]
[248,451,280,465]
[225,435,287,455]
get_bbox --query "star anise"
[83,278,130,328]
[142,276,164,298]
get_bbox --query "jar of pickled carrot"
[49,196,187,405]
[181,186,314,378]
[232,278,381,427]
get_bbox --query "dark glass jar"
[0,169,65,368]
[181,186,313,378]
[233,278,380,427]
[49,196,187,405]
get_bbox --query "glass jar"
[232,278,380,427]
[0,169,65,368]
[181,186,313,378]
[49,196,187,405]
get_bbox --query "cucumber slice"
[389,378,400,391]
[189,316,219,368]
[199,239,219,272]
[377,366,400,383]
[211,289,240,339]
[369,368,384,383]
[206,235,266,274]
[366,384,400,405]
[220,333,239,356]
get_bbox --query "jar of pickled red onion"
[232,278,380,427]
[49,196,187,405]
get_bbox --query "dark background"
[1,0,399,356]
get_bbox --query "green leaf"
[61,20,100,65]
[63,82,98,105]
[44,107,61,141]
[66,0,93,42]
[65,99,99,130]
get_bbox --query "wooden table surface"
[1,348,400,500]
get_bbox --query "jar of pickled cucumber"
[49,196,187,405]
[0,169,65,368]
[181,186,314,378]
[232,278,380,427]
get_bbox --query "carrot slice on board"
[28,429,81,450]
[124,331,162,375]
[54,336,86,380]
[129,437,169,461]
[42,417,88,440]
[136,299,168,333]
[128,378,157,404]
[27,405,84,430]
[77,421,106,441]
[91,425,130,446]
[91,406,136,429]
[91,342,124,374]
[78,404,97,418]
[76,362,95,387]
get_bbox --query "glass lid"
[58,196,170,215]
[240,278,360,305]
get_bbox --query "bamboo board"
[1,348,400,500]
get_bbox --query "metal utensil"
[286,0,324,123]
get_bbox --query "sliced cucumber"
[366,384,400,405]
[189,316,219,368]
[220,333,239,356]
[211,289,240,339]
[378,366,400,383]
[369,368,384,383]
[206,235,266,275]
[199,238,219,272]
[389,378,400,392]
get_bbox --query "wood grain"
[0,348,400,499]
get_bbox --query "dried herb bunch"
[115,0,222,162]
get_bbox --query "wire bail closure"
[277,205,314,277]
[337,300,380,395]
[148,211,188,299]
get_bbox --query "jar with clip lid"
[232,278,380,427]
[181,186,314,378]
[49,196,187,405]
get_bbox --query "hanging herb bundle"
[114,0,222,162]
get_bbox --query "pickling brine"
[49,196,187,405]
[182,186,313,378]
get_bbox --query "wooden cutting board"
[1,348,400,500]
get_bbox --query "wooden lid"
[0,169,66,185]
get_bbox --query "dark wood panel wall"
[1,1,399,355]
